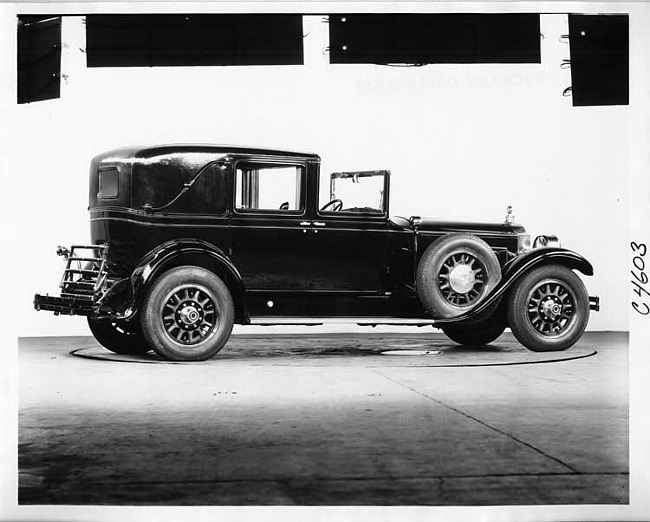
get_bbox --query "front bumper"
[589,296,600,312]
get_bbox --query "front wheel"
[87,317,151,355]
[507,265,589,352]
[140,266,235,361]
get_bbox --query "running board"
[249,317,438,326]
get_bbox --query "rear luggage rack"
[34,244,110,316]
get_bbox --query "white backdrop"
[0,5,636,337]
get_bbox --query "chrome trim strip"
[250,317,438,325]
[246,289,389,296]
[90,216,230,228]
[90,215,403,234]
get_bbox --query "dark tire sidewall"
[442,319,506,346]
[87,317,151,355]
[507,265,589,352]
[141,266,234,361]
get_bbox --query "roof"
[97,144,321,162]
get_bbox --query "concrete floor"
[18,331,628,505]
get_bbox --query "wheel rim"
[160,284,219,346]
[438,252,487,306]
[526,278,577,337]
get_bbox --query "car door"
[304,170,392,316]
[306,214,391,291]
[229,159,310,316]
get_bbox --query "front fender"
[502,247,593,278]
[122,238,247,322]
[436,247,593,325]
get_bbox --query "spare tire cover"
[416,233,502,319]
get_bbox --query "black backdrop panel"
[86,14,304,67]
[329,14,541,64]
[17,16,61,104]
[569,14,628,106]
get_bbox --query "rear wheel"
[141,266,235,361]
[507,265,589,352]
[87,317,151,355]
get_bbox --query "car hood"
[399,216,526,235]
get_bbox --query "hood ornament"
[504,205,515,225]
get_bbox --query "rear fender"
[121,239,248,323]
[436,247,594,325]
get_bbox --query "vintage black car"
[34,144,600,361]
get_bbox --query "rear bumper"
[34,244,109,318]
[34,293,96,316]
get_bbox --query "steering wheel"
[279,201,289,210]
[320,199,343,212]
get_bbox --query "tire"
[442,318,506,346]
[507,264,589,352]
[416,234,501,319]
[140,266,235,361]
[87,317,152,355]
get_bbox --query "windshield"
[321,170,388,214]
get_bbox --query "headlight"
[517,234,532,253]
[534,235,561,248]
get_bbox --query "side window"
[235,164,303,212]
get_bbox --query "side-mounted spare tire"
[416,233,502,319]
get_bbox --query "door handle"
[300,221,311,226]
[312,221,326,227]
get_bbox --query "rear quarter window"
[98,168,119,199]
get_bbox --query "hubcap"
[541,299,562,320]
[438,252,486,306]
[449,264,476,294]
[178,303,202,326]
[161,285,218,346]
[527,280,576,336]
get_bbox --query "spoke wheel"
[161,284,218,346]
[141,266,234,361]
[526,279,577,337]
[507,265,589,352]
[438,252,486,306]
[416,234,501,319]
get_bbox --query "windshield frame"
[317,169,391,219]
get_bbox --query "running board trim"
[249,317,438,326]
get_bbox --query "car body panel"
[36,144,597,329]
